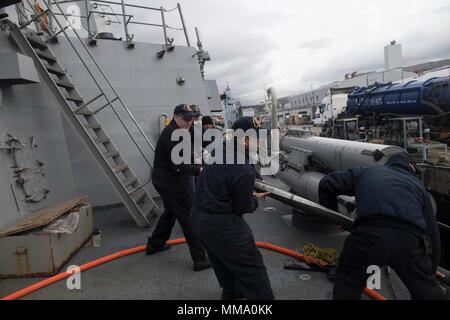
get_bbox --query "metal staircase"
[2,6,159,227]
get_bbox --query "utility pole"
[267,87,278,130]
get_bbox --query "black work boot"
[146,238,171,255]
[193,257,212,272]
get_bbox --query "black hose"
[438,222,450,232]
[254,180,354,230]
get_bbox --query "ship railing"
[94,2,122,26]
[46,0,191,47]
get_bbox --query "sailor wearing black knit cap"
[191,116,274,300]
[319,151,445,300]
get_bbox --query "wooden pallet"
[0,196,89,238]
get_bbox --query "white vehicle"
[242,108,255,117]
[314,87,355,126]
[313,111,322,126]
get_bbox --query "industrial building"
[277,41,450,123]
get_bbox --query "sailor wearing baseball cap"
[173,104,199,125]
[146,104,212,272]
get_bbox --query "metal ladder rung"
[113,163,129,173]
[55,78,74,89]
[46,25,70,42]
[74,108,93,115]
[128,178,150,195]
[65,94,83,103]
[85,122,102,130]
[36,49,56,63]
[73,93,104,115]
[122,176,138,188]
[45,64,66,76]
[132,188,146,203]
[140,201,155,217]
[95,137,111,144]
[25,33,48,50]
[104,150,120,158]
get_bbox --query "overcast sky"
[109,1,450,104]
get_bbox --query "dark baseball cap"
[232,116,263,139]
[232,116,261,131]
[202,116,214,126]
[173,104,199,118]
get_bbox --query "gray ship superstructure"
[221,83,240,128]
[0,0,222,230]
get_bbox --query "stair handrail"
[21,0,155,173]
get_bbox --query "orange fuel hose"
[255,241,385,301]
[1,238,385,301]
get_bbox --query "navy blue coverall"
[191,142,274,300]
[319,152,444,300]
[149,120,208,263]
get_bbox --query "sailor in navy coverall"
[147,104,211,272]
[191,117,275,300]
[319,152,445,300]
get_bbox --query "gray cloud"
[211,58,274,97]
[296,44,383,89]
[297,37,334,50]
[401,34,450,63]
[122,0,450,105]
[432,3,450,14]
[208,34,278,65]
